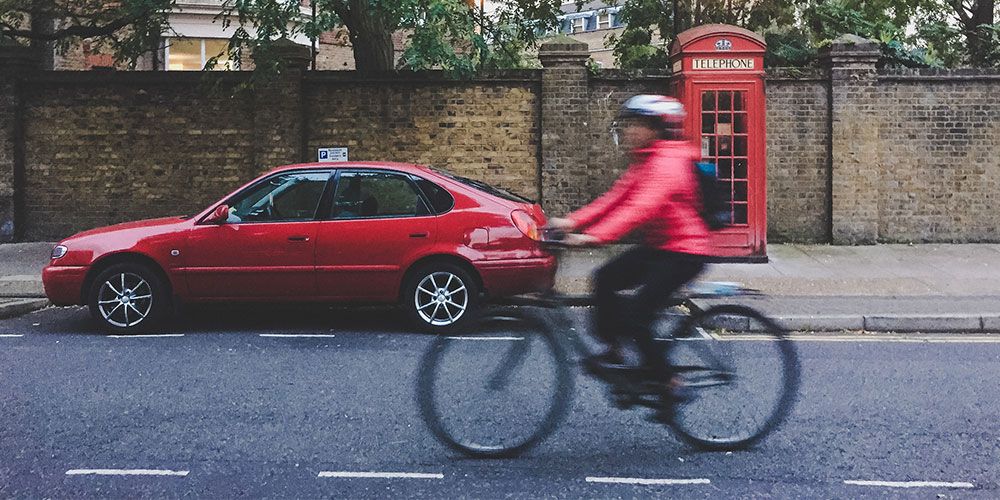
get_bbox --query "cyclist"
[547,95,711,403]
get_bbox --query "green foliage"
[0,0,175,68]
[610,0,998,68]
[764,31,818,67]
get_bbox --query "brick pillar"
[252,39,312,171]
[821,35,882,244]
[538,36,590,216]
[0,44,37,242]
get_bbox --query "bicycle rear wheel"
[416,310,573,458]
[664,305,799,451]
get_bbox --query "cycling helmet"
[619,95,686,124]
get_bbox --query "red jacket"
[568,140,710,256]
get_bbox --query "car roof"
[266,161,431,176]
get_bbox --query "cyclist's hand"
[546,217,575,231]
[563,233,599,247]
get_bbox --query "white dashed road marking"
[844,480,974,489]
[0,334,24,338]
[66,469,189,477]
[446,336,525,341]
[586,476,711,486]
[259,334,337,338]
[318,471,444,479]
[106,334,184,339]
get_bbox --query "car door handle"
[409,232,428,238]
[288,236,310,242]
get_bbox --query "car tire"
[87,262,170,334]
[403,263,479,334]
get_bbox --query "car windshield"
[431,168,534,204]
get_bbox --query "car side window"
[332,171,429,219]
[227,171,330,223]
[412,177,455,214]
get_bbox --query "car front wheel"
[404,263,479,334]
[88,263,170,334]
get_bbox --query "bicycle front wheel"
[665,305,800,451]
[416,310,573,458]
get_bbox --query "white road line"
[66,469,189,477]
[259,334,337,338]
[106,334,184,338]
[0,334,24,338]
[844,480,974,489]
[586,476,711,486]
[318,471,443,479]
[446,336,524,341]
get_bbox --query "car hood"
[67,216,189,240]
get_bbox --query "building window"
[571,17,586,33]
[597,12,612,30]
[165,38,234,71]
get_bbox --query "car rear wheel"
[88,263,170,334]
[404,263,479,334]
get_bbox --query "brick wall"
[21,73,259,240]
[765,69,830,243]
[305,72,541,200]
[0,78,16,240]
[874,70,1000,242]
[4,38,1000,245]
[584,71,668,199]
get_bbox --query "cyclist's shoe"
[646,380,691,424]
[583,349,626,375]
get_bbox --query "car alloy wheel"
[414,271,468,327]
[96,272,154,328]
[88,262,170,333]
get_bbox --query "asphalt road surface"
[2,304,998,499]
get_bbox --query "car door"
[314,170,438,301]
[182,170,332,298]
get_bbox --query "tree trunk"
[339,0,395,73]
[29,1,55,69]
[965,0,995,66]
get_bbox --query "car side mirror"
[205,204,230,225]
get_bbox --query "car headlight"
[51,245,68,259]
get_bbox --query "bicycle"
[416,232,800,458]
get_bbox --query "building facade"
[553,1,627,67]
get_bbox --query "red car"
[43,162,555,334]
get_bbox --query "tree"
[605,0,799,69]
[944,0,996,65]
[1,0,563,74]
[0,0,174,69]
[220,0,567,74]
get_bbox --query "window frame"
[164,37,233,71]
[325,169,435,221]
[596,12,612,30]
[199,168,335,225]
[571,17,586,33]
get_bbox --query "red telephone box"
[670,25,767,260]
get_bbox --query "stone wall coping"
[589,68,671,81]
[304,69,542,84]
[878,68,1000,81]
[765,67,829,81]
[24,71,251,86]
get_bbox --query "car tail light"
[511,210,541,241]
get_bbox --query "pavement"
[555,243,1000,333]
[5,241,1000,332]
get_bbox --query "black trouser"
[593,247,706,376]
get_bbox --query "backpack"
[693,161,732,230]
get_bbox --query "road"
[1,305,998,498]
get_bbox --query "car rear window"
[432,168,534,204]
